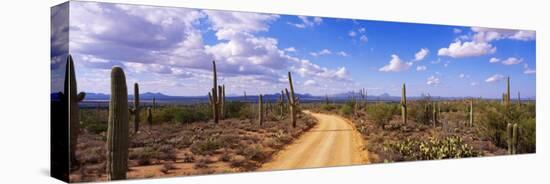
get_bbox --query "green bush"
[339,101,355,116]
[365,103,399,128]
[385,136,480,161]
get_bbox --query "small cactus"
[401,83,407,124]
[147,107,153,129]
[432,102,438,126]
[106,67,129,180]
[64,55,86,168]
[512,123,518,154]
[129,83,140,133]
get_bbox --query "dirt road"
[260,111,369,170]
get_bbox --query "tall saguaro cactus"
[285,72,298,128]
[258,94,264,125]
[130,83,140,133]
[221,84,225,119]
[401,83,407,124]
[106,67,129,180]
[469,99,474,127]
[208,60,220,124]
[432,102,438,126]
[505,77,511,108]
[65,55,86,168]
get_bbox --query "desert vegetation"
[67,56,317,182]
[308,79,535,163]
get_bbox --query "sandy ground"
[260,111,370,171]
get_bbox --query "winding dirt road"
[260,111,369,170]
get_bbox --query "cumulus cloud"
[304,79,317,86]
[337,51,348,57]
[501,57,523,65]
[414,48,429,61]
[437,40,496,58]
[284,47,297,52]
[348,30,357,37]
[359,35,368,43]
[471,27,535,42]
[485,74,505,83]
[292,60,350,81]
[288,16,322,28]
[489,57,500,63]
[358,27,366,33]
[310,49,332,57]
[459,73,469,79]
[416,65,427,71]
[379,55,412,72]
[69,2,349,95]
[426,75,440,86]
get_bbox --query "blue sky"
[51,1,536,98]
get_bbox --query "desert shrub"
[365,103,399,128]
[241,144,266,162]
[81,110,108,134]
[339,101,355,116]
[225,101,249,118]
[131,147,155,166]
[477,102,536,153]
[519,117,536,153]
[237,103,255,119]
[408,94,435,125]
[321,104,337,111]
[153,105,210,124]
[160,161,176,174]
[194,156,210,169]
[384,136,480,161]
[190,136,222,155]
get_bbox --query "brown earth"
[260,111,370,170]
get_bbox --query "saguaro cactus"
[106,67,129,180]
[507,123,519,154]
[285,72,298,128]
[401,83,407,124]
[147,107,153,129]
[65,55,86,168]
[130,83,140,133]
[505,77,511,108]
[208,60,220,124]
[469,99,474,127]
[432,102,438,126]
[221,84,225,119]
[258,94,264,125]
[517,91,521,105]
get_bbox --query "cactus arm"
[77,92,86,102]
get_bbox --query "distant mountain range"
[74,91,528,102]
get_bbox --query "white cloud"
[438,40,496,58]
[470,82,478,86]
[292,60,350,81]
[453,28,462,34]
[359,35,368,43]
[485,74,505,83]
[414,48,429,61]
[523,63,535,74]
[489,57,500,63]
[501,57,523,65]
[471,27,535,42]
[284,47,297,52]
[358,27,366,33]
[348,30,357,37]
[379,54,412,72]
[416,65,427,71]
[310,49,332,57]
[289,16,323,28]
[426,75,440,86]
[459,73,469,79]
[304,80,317,86]
[337,51,348,57]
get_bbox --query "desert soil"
[260,111,370,170]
